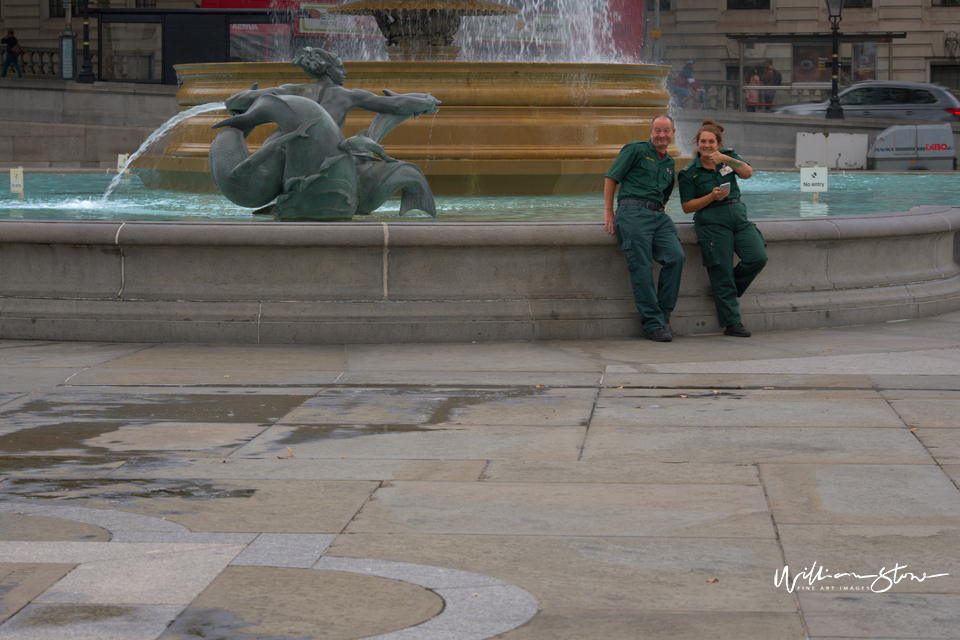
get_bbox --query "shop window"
[727,0,770,9]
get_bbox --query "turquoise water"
[0,172,956,222]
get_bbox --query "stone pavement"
[1,312,959,640]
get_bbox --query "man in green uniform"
[603,114,685,342]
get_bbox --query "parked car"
[773,81,960,121]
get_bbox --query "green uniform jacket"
[606,140,675,205]
[677,149,748,205]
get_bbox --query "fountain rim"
[2,207,956,244]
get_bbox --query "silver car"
[773,81,960,121]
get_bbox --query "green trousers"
[615,203,686,334]
[694,203,768,327]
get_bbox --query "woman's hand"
[704,150,729,166]
[711,186,730,201]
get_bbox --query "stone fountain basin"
[0,208,958,343]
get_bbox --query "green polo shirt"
[606,140,675,205]
[677,149,749,203]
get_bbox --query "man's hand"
[604,209,616,235]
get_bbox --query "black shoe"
[724,323,751,337]
[664,323,673,336]
[645,327,673,342]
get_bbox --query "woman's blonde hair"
[693,119,724,147]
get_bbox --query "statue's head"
[293,47,346,85]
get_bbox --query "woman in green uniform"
[678,120,767,337]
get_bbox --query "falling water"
[100,101,226,204]
[228,0,631,65]
[455,0,623,63]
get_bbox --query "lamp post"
[825,0,844,119]
[77,0,96,83]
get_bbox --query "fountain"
[133,0,670,196]
[0,1,958,344]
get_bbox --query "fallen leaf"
[277,446,295,459]
[712,390,721,395]
[536,384,545,388]
[679,394,688,398]
[706,578,719,583]
[910,427,919,432]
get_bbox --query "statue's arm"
[345,88,440,116]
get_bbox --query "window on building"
[844,0,873,8]
[727,0,770,9]
[136,0,158,7]
[931,64,960,92]
[49,0,81,18]
[645,0,671,10]
[934,0,960,6]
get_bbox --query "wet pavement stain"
[160,607,305,640]
[0,479,258,503]
[310,385,567,425]
[654,392,747,399]
[0,394,311,425]
[0,454,129,474]
[0,423,122,454]
[16,604,136,626]
[277,424,446,445]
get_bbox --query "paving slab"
[580,426,932,464]
[800,593,960,639]
[0,370,83,394]
[335,371,603,386]
[81,423,268,453]
[761,464,960,525]
[93,343,348,371]
[233,424,587,461]
[345,342,603,372]
[888,399,960,428]
[0,604,184,640]
[158,565,443,640]
[650,347,960,375]
[344,481,774,538]
[776,524,960,595]
[109,457,488,482]
[0,479,378,533]
[869,374,960,391]
[0,514,110,542]
[0,541,242,605]
[66,368,342,386]
[279,387,596,427]
[326,534,795,612]
[601,371,875,389]
[914,428,960,464]
[480,460,760,485]
[0,341,150,370]
[498,611,808,640]
[0,456,128,478]
[591,389,905,428]
[0,563,77,624]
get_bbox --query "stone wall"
[0,77,177,169]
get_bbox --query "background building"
[649,0,960,105]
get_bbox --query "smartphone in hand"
[718,182,731,192]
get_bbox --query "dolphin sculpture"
[210,92,437,221]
